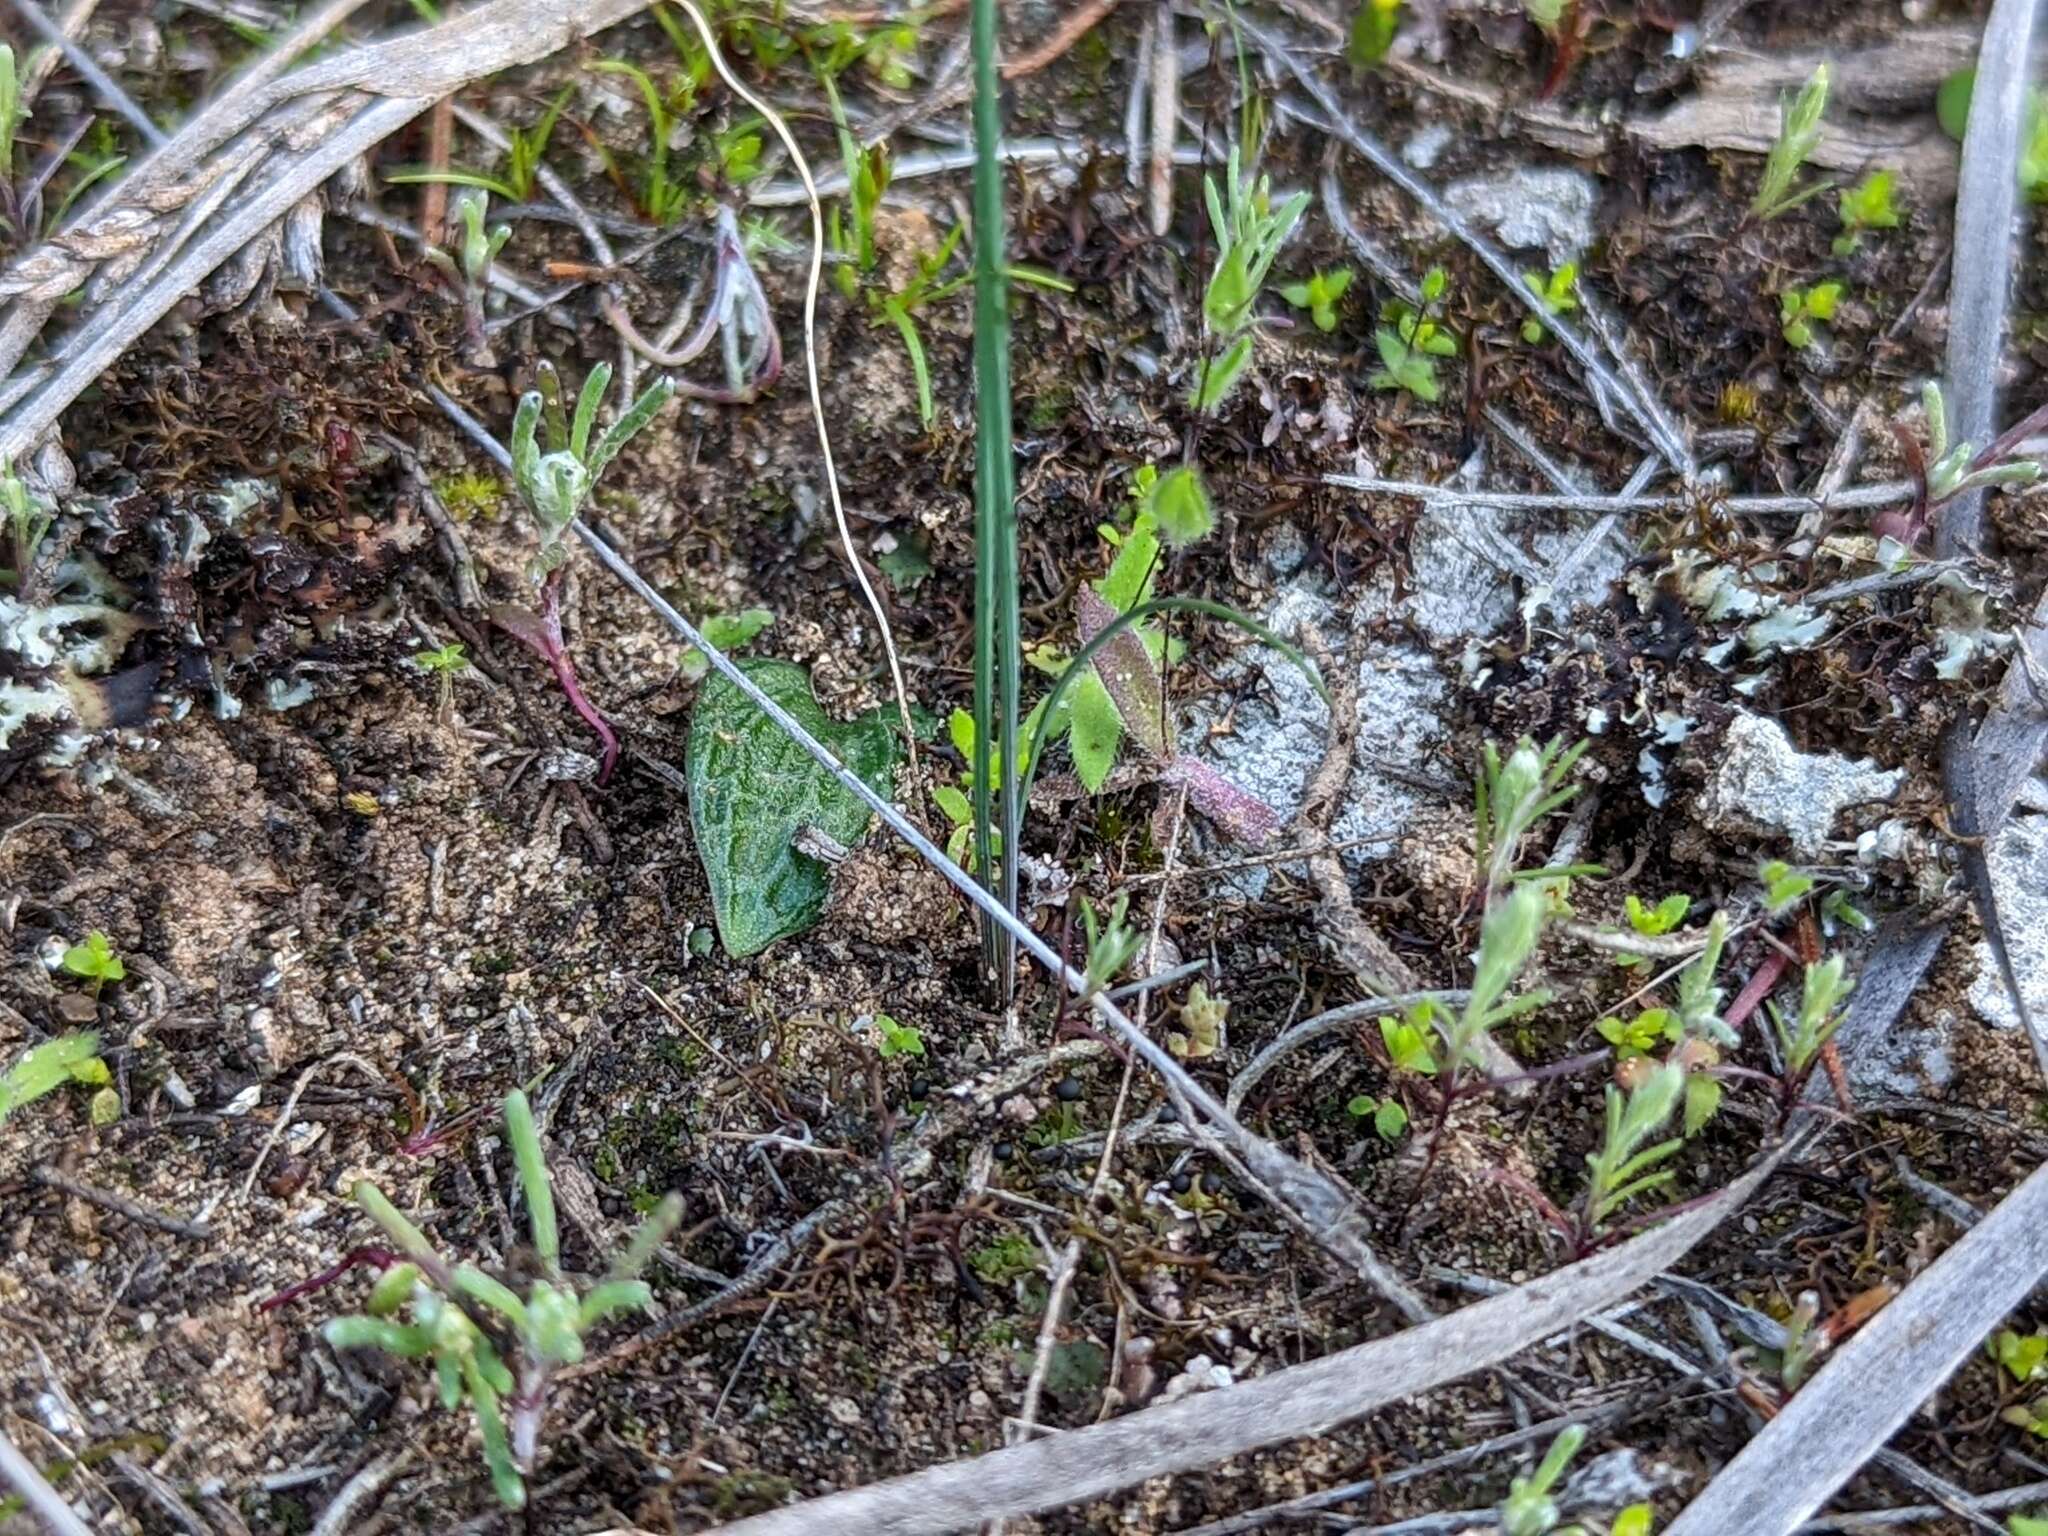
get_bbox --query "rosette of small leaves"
[323,1090,681,1508]
[1190,145,1310,412]
[510,363,674,579]
[1279,267,1353,332]
[1834,169,1901,254]
[1778,281,1841,350]
[1370,267,1459,401]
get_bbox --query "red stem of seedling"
[258,1247,397,1313]
[1724,947,1790,1036]
[494,571,620,784]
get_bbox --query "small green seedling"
[1279,267,1354,332]
[678,608,773,682]
[715,120,766,186]
[1346,1093,1408,1140]
[424,191,511,361]
[0,1033,108,1125]
[1500,1424,1584,1536]
[1380,1004,1441,1076]
[61,931,125,992]
[590,58,689,225]
[1834,169,1901,254]
[498,362,673,782]
[1,457,53,589]
[1751,63,1831,221]
[1777,1289,1824,1390]
[323,1090,681,1508]
[413,641,469,719]
[1778,281,1841,350]
[1476,736,1588,894]
[1597,1009,1674,1058]
[385,86,570,207]
[2008,1399,2048,1440]
[414,642,468,675]
[874,1013,925,1059]
[1613,891,1689,967]
[1990,1326,2048,1384]
[1768,954,1852,1080]
[1519,262,1578,344]
[1080,894,1140,994]
[1759,859,1816,914]
[1191,145,1311,412]
[1916,380,2045,506]
[1371,266,1458,402]
[1347,0,1402,66]
[1578,1059,1685,1238]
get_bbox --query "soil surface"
[3,2,2047,1533]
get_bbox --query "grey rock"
[1443,166,1599,264]
[1968,780,2048,1031]
[1695,713,1904,858]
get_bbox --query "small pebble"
[1170,1171,1193,1195]
[992,1140,1014,1163]
[1054,1075,1083,1103]
[910,1077,931,1102]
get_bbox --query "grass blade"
[968,0,1019,990]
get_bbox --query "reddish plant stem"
[258,1247,397,1313]
[493,570,620,783]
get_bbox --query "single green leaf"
[1684,1073,1722,1136]
[0,1033,103,1123]
[1374,1099,1408,1139]
[687,658,900,957]
[1068,672,1123,792]
[1149,465,1215,547]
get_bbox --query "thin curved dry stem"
[665,0,919,779]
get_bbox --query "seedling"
[0,46,21,238]
[1750,63,1831,222]
[385,86,571,205]
[1777,1289,1823,1389]
[1,458,52,590]
[1079,893,1140,994]
[1833,169,1901,254]
[321,1090,680,1508]
[1759,860,1816,914]
[1612,891,1689,967]
[1371,267,1459,402]
[1767,954,1852,1085]
[1346,1093,1408,1140]
[1347,0,1401,67]
[1279,267,1354,333]
[1191,145,1311,412]
[1475,736,1588,895]
[61,931,125,993]
[434,471,504,522]
[1989,1326,2048,1384]
[826,77,890,299]
[424,191,511,362]
[874,1013,925,1058]
[715,119,766,186]
[591,58,690,225]
[1500,1424,1584,1536]
[412,642,469,718]
[1380,1005,1441,1076]
[678,608,773,682]
[0,1033,108,1125]
[1778,281,1841,350]
[1519,262,1578,344]
[496,361,674,781]
[1912,380,2046,508]
[1575,1058,1685,1243]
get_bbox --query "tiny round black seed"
[1055,1075,1083,1102]
[910,1077,932,1101]
[1170,1171,1193,1194]
[993,1140,1014,1162]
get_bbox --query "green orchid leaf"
[687,658,900,957]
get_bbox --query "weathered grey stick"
[1664,1156,2048,1535]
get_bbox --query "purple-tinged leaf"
[1077,586,1169,760]
[1160,755,1282,847]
